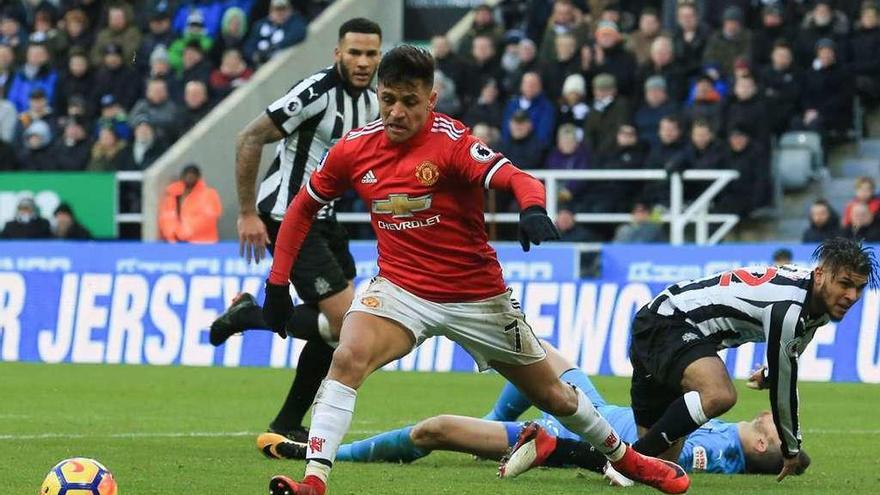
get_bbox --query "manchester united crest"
[361,296,381,309]
[415,161,439,186]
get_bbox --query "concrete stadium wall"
[141,0,403,240]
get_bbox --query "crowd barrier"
[0,241,878,383]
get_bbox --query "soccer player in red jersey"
[262,45,690,495]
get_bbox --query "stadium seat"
[776,148,813,191]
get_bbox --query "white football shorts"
[347,276,545,371]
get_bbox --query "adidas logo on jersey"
[361,170,377,184]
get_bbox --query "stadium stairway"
[731,109,880,242]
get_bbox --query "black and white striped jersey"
[257,65,378,221]
[646,264,830,458]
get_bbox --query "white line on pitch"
[0,430,382,441]
[804,428,880,434]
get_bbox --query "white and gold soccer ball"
[39,457,117,495]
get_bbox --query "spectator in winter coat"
[501,71,556,149]
[17,120,56,170]
[703,6,751,80]
[55,49,94,115]
[52,203,92,240]
[761,42,802,136]
[539,32,579,102]
[158,164,222,243]
[537,0,590,64]
[130,78,180,141]
[462,34,506,105]
[544,123,591,201]
[795,0,849,68]
[87,125,128,171]
[672,1,710,80]
[583,73,631,159]
[683,119,724,200]
[593,20,637,98]
[0,197,51,239]
[209,7,249,67]
[117,117,167,171]
[802,199,843,242]
[6,42,58,112]
[433,70,461,117]
[590,123,648,212]
[684,74,724,134]
[750,4,797,69]
[0,44,16,98]
[643,115,688,206]
[208,48,253,99]
[613,202,666,243]
[431,35,467,102]
[243,0,306,66]
[49,118,91,171]
[634,76,679,148]
[842,177,880,227]
[179,80,212,133]
[626,7,662,66]
[849,4,880,104]
[92,43,142,111]
[60,8,94,57]
[461,78,503,129]
[90,4,141,66]
[556,73,589,136]
[716,125,768,216]
[844,202,880,242]
[724,74,770,148]
[797,38,853,136]
[136,5,176,76]
[168,10,215,73]
[637,36,688,104]
[499,110,544,171]
[457,3,505,60]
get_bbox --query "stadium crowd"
[428,0,880,242]
[0,0,324,176]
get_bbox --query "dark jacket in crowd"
[93,65,142,110]
[716,140,767,215]
[634,100,679,148]
[1,216,51,238]
[725,93,771,147]
[584,97,632,158]
[802,210,843,242]
[801,60,853,132]
[539,56,579,102]
[761,65,802,136]
[587,140,648,212]
[844,221,880,242]
[596,43,638,98]
[499,131,544,171]
[55,221,92,240]
[49,137,92,171]
[644,137,688,205]
[672,24,711,78]
[56,68,96,115]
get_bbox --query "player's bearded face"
[335,33,381,89]
[378,80,437,143]
[816,266,867,321]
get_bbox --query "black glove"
[518,206,560,252]
[262,282,292,339]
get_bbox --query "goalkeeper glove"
[518,206,560,252]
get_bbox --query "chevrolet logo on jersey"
[372,194,432,218]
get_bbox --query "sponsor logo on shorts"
[361,296,381,309]
[415,161,439,186]
[315,277,331,296]
[692,445,707,471]
[603,432,619,449]
[309,436,325,453]
[682,332,699,343]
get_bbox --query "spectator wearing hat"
[462,34,506,104]
[168,9,215,72]
[499,109,545,171]
[761,41,803,136]
[725,74,770,149]
[637,36,687,104]
[49,117,92,171]
[15,87,58,146]
[179,80,213,133]
[802,199,843,242]
[538,0,590,64]
[635,75,678,148]
[209,48,253,99]
[461,78,504,129]
[672,2,710,80]
[87,124,128,171]
[684,73,724,134]
[52,203,92,240]
[626,7,662,67]
[131,78,181,141]
[1,197,51,239]
[501,71,556,149]
[91,4,141,66]
[457,4,505,60]
[59,8,93,57]
[136,4,177,76]
[557,73,589,133]
[584,72,631,158]
[795,0,849,67]
[93,42,142,111]
[716,125,767,216]
[593,20,637,98]
[244,0,307,66]
[0,44,16,98]
[56,49,94,115]
[118,116,167,171]
[209,7,249,67]
[7,42,58,112]
[798,37,853,136]
[158,164,222,243]
[538,31,579,102]
[94,94,132,142]
[703,6,751,80]
[750,3,796,70]
[17,119,55,170]
[849,4,880,105]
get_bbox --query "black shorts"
[263,215,357,304]
[628,307,718,428]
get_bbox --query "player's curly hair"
[812,237,879,288]
[377,45,435,89]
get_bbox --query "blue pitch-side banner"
[0,241,879,383]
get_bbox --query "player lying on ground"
[260,341,803,478]
[622,238,876,482]
[261,45,689,495]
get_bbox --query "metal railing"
[336,169,740,246]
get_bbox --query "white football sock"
[555,386,625,462]
[303,379,357,482]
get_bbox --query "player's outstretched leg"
[209,293,267,345]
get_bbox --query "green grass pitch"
[2,362,879,494]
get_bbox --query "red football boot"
[610,446,690,494]
[268,475,326,495]
[498,422,558,478]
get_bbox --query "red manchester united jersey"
[290,112,544,302]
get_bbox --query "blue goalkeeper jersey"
[537,408,745,474]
